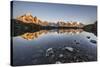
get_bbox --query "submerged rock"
[76,42,80,44]
[74,40,77,42]
[90,40,97,44]
[87,36,90,39]
[45,46,95,64]
[74,40,80,44]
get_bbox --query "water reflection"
[21,30,48,40]
[21,29,83,40]
[12,29,97,66]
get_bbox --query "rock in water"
[59,54,64,58]
[46,48,54,56]
[87,36,90,39]
[76,42,80,44]
[90,40,97,44]
[47,48,53,52]
[64,47,74,52]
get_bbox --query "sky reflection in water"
[12,29,97,66]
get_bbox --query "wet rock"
[46,48,54,57]
[90,40,97,44]
[45,47,94,64]
[64,47,74,52]
[47,48,53,51]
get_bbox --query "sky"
[12,1,97,24]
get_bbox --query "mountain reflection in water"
[12,29,97,66]
[21,29,83,40]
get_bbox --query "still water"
[12,29,97,66]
